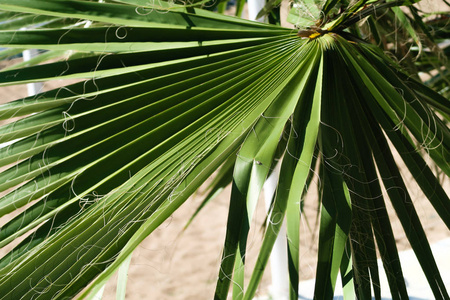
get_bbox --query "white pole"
[247,0,289,297]
[263,163,289,300]
[22,49,43,96]
[248,0,266,22]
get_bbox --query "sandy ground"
[0,1,449,297]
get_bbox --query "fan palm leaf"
[0,0,448,299]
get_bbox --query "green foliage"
[0,0,448,299]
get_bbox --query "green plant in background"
[0,0,448,299]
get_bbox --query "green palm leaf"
[0,0,448,299]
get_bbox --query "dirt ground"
[0,1,449,297]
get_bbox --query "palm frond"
[0,0,448,299]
